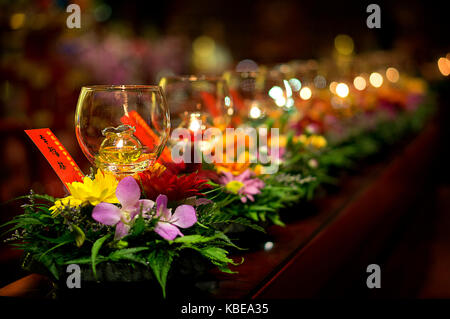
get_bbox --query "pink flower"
[92,177,154,240]
[219,169,265,203]
[152,195,197,241]
[92,178,197,241]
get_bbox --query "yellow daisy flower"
[50,170,119,215]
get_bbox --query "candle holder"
[224,67,293,123]
[75,85,170,176]
[158,76,234,162]
[158,75,233,132]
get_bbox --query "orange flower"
[215,162,251,175]
[214,151,253,175]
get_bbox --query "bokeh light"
[314,75,326,89]
[192,36,231,72]
[236,59,259,72]
[188,113,202,132]
[353,76,366,91]
[437,57,450,76]
[334,34,354,55]
[275,96,287,107]
[268,86,284,100]
[299,87,312,100]
[286,97,294,108]
[10,13,26,30]
[193,36,215,56]
[94,4,112,22]
[369,72,383,88]
[329,81,338,94]
[249,104,262,119]
[283,80,293,97]
[289,78,301,91]
[386,67,400,83]
[336,83,349,98]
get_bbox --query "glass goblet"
[75,85,170,176]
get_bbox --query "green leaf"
[229,217,266,233]
[212,231,245,250]
[63,256,109,265]
[38,254,60,280]
[35,233,73,244]
[147,249,176,298]
[13,217,43,226]
[248,206,276,212]
[108,247,149,265]
[32,194,56,203]
[71,225,85,248]
[248,211,258,221]
[63,257,93,264]
[268,214,285,227]
[194,221,209,229]
[38,240,72,262]
[173,235,210,244]
[197,246,234,264]
[216,264,237,274]
[130,216,146,237]
[91,234,111,280]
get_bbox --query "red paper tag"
[120,111,172,162]
[25,128,84,188]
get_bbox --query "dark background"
[0,0,449,294]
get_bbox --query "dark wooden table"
[0,122,440,300]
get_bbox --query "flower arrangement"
[3,170,241,298]
[1,67,435,299]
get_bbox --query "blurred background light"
[275,96,286,107]
[269,86,284,100]
[386,67,400,83]
[224,96,231,107]
[336,83,349,98]
[94,4,113,22]
[283,80,293,97]
[369,72,383,87]
[299,87,312,100]
[329,81,338,94]
[236,59,259,72]
[437,57,450,76]
[264,241,274,251]
[288,78,301,91]
[10,13,26,30]
[314,75,326,89]
[188,113,202,132]
[353,76,366,91]
[193,36,215,56]
[192,35,232,72]
[334,34,354,55]
[286,97,294,108]
[279,64,291,74]
[249,104,262,119]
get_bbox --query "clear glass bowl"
[75,85,170,176]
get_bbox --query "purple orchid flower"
[92,177,154,240]
[152,194,197,241]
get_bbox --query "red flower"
[138,167,211,202]
[160,160,202,176]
